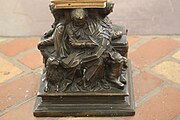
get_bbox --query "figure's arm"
[37,37,54,49]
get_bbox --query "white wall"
[0,0,53,36]
[0,0,180,36]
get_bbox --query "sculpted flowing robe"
[53,17,113,69]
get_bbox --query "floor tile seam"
[0,49,36,72]
[131,68,140,77]
[170,57,180,64]
[129,34,180,36]
[0,40,38,58]
[144,47,180,70]
[0,97,35,117]
[128,35,180,37]
[147,60,175,84]
[161,34,180,43]
[129,36,179,53]
[147,68,180,89]
[5,59,39,83]
[0,52,32,86]
[112,19,154,22]
[144,43,180,81]
[49,118,59,120]
[0,71,25,86]
[0,57,34,85]
[146,58,169,70]
[0,38,16,44]
[128,36,180,43]
[173,114,180,120]
[140,58,180,88]
[33,67,44,75]
[0,36,40,39]
[0,36,41,38]
[11,58,33,71]
[0,48,39,72]
[172,39,180,42]
[136,82,168,107]
[0,95,36,114]
[0,71,35,87]
[0,43,38,59]
[128,36,152,52]
[168,54,180,64]
[15,58,41,71]
[114,117,125,120]
[14,47,37,59]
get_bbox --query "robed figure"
[38,8,127,92]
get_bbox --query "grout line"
[0,56,40,87]
[148,68,180,90]
[14,47,37,59]
[48,118,59,120]
[173,114,180,120]
[0,97,35,117]
[170,56,180,64]
[0,36,179,119]
[142,46,180,71]
[129,36,152,52]
[142,47,180,88]
[136,82,167,107]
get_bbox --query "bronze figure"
[34,0,135,117]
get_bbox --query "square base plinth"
[33,61,135,117]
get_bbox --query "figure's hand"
[47,57,60,68]
[37,41,45,49]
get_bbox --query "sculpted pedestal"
[34,0,135,117]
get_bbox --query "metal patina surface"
[34,0,135,117]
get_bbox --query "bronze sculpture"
[34,0,135,117]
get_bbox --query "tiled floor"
[0,36,180,120]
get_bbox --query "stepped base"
[33,61,135,117]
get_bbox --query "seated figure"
[38,3,128,92]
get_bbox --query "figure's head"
[71,9,88,26]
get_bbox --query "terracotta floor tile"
[18,50,43,69]
[0,73,40,112]
[0,37,39,57]
[0,57,22,84]
[173,37,180,42]
[133,72,162,100]
[129,39,179,68]
[125,87,180,120]
[0,99,48,120]
[128,37,139,46]
[152,61,180,84]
